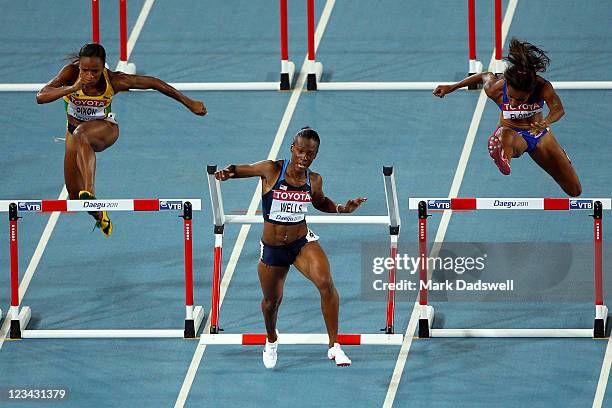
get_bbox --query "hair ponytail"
[504,38,550,93]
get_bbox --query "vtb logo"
[160,200,183,211]
[18,201,42,212]
[427,200,450,210]
[570,200,593,210]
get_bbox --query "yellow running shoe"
[79,190,113,237]
[95,211,113,237]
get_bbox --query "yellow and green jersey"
[63,69,115,121]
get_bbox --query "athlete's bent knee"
[315,277,335,297]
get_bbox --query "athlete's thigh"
[293,242,332,284]
[528,131,578,184]
[64,131,82,198]
[74,120,119,152]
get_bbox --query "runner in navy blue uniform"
[215,127,366,368]
[433,38,581,196]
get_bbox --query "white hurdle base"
[18,305,204,339]
[199,333,404,345]
[280,60,295,90]
[115,60,136,74]
[417,304,607,339]
[418,305,435,338]
[429,329,596,338]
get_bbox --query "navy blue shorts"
[260,229,319,267]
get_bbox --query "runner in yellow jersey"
[36,43,207,236]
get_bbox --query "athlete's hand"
[189,100,207,116]
[69,75,83,92]
[215,167,235,181]
[529,121,548,136]
[340,197,367,213]
[433,85,454,98]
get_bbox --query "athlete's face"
[78,57,105,87]
[506,85,531,106]
[290,137,319,170]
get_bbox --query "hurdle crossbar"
[203,164,402,343]
[410,197,609,339]
[4,198,203,340]
[408,197,612,211]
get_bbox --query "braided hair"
[503,38,550,94]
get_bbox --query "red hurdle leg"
[494,0,503,73]
[386,235,398,334]
[9,203,22,339]
[306,0,318,91]
[182,202,196,338]
[210,227,224,334]
[279,0,294,90]
[593,201,607,338]
[119,0,128,62]
[468,0,476,68]
[92,0,100,43]
[417,201,432,338]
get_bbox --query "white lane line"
[126,0,155,59]
[593,336,612,407]
[173,1,337,407]
[382,1,519,406]
[0,186,68,350]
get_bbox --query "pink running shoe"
[487,133,511,175]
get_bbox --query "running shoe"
[263,336,278,369]
[328,343,351,367]
[79,190,112,237]
[487,134,511,175]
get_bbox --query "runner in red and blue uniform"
[433,38,581,196]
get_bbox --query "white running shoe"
[263,334,278,369]
[328,343,351,367]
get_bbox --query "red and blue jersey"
[498,81,544,120]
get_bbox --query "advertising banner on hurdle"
[361,241,612,303]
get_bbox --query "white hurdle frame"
[200,165,403,345]
[2,198,204,339]
[408,197,611,339]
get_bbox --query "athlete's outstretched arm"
[530,81,565,134]
[215,160,278,182]
[433,72,497,98]
[110,72,207,115]
[310,173,367,213]
[36,64,80,104]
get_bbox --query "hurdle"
[1,198,204,339]
[467,0,504,84]
[91,0,136,74]
[199,165,403,345]
[408,197,611,339]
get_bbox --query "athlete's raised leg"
[529,131,581,197]
[488,126,528,175]
[64,120,118,198]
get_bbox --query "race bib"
[268,189,311,223]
